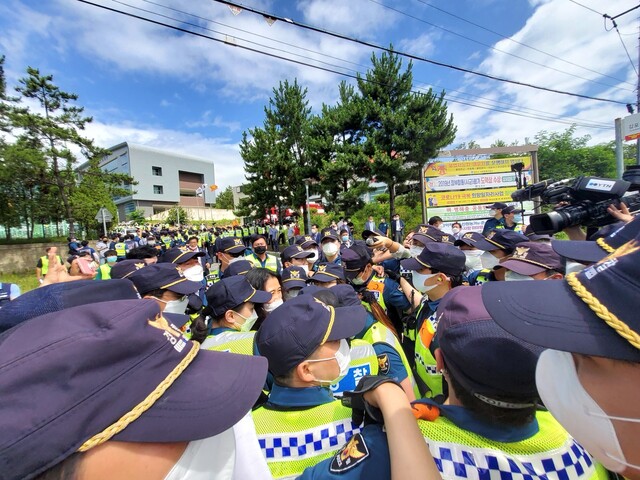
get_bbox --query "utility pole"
[637,22,640,165]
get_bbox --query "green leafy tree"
[127,209,147,224]
[310,82,372,216]
[535,127,616,181]
[241,79,315,227]
[357,49,457,219]
[213,186,235,209]
[166,206,188,226]
[11,67,109,236]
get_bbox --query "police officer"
[201,275,271,355]
[314,228,343,270]
[308,262,345,288]
[252,294,367,479]
[213,236,248,283]
[499,242,565,281]
[481,202,507,235]
[301,286,608,479]
[282,244,315,272]
[500,205,525,232]
[399,243,466,400]
[467,229,529,285]
[485,233,640,479]
[246,234,282,275]
[95,249,118,280]
[35,246,63,284]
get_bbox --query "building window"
[153,185,164,194]
[152,166,162,176]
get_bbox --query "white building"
[82,142,216,221]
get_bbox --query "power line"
[409,0,635,88]
[75,0,614,130]
[567,0,603,16]
[211,0,629,105]
[131,0,612,128]
[367,0,634,92]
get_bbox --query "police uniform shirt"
[299,400,543,480]
[264,383,335,409]
[357,314,409,383]
[481,217,505,236]
[381,277,412,312]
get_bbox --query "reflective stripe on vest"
[474,269,493,286]
[330,339,378,397]
[246,253,278,273]
[361,323,419,398]
[114,242,126,257]
[99,264,112,280]
[40,255,62,275]
[413,309,443,399]
[253,402,359,479]
[201,331,255,355]
[418,411,609,480]
[361,275,387,313]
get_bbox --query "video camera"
[511,173,640,235]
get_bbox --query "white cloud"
[186,111,241,132]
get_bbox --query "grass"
[3,272,40,295]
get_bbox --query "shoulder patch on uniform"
[329,433,370,474]
[377,353,390,375]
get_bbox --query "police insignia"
[513,246,530,259]
[290,270,300,278]
[377,354,390,374]
[317,265,327,272]
[329,433,369,473]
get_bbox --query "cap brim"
[481,280,640,362]
[412,233,437,244]
[166,279,202,295]
[114,351,268,442]
[310,273,340,283]
[400,256,430,271]
[291,251,314,259]
[551,239,604,264]
[471,237,504,251]
[247,289,272,304]
[163,312,190,329]
[283,279,307,290]
[300,241,318,248]
[499,259,545,276]
[326,305,367,341]
[225,246,247,254]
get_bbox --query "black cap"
[282,266,308,290]
[361,229,385,240]
[111,259,148,279]
[487,202,508,209]
[310,262,345,283]
[295,235,318,248]
[320,228,340,242]
[0,280,140,334]
[482,237,640,363]
[282,245,314,263]
[256,294,367,376]
[524,224,551,242]
[454,231,485,247]
[501,205,524,215]
[401,243,466,276]
[160,247,205,264]
[413,225,442,243]
[217,237,247,255]
[129,263,202,296]
[330,284,362,307]
[341,244,372,281]
[437,286,543,403]
[472,230,529,251]
[224,260,254,277]
[205,276,272,317]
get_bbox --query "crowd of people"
[0,201,639,480]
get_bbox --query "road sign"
[623,113,640,141]
[95,208,113,222]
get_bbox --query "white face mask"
[232,310,258,332]
[536,349,640,473]
[322,242,339,257]
[284,289,300,301]
[183,264,204,282]
[452,227,460,234]
[263,299,283,313]
[157,296,189,314]
[489,209,497,217]
[148,241,156,246]
[480,251,500,269]
[409,246,423,257]
[228,255,244,264]
[411,272,439,293]
[504,270,535,282]
[305,249,319,262]
[307,339,351,385]
[463,249,483,272]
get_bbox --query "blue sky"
[1,0,637,190]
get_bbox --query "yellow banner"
[424,156,532,178]
[426,187,517,207]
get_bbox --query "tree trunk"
[4,225,11,240]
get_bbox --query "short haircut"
[428,216,443,225]
[126,245,159,260]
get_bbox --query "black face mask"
[254,246,267,255]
